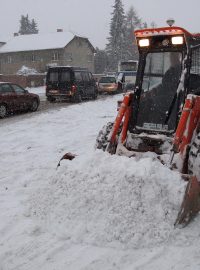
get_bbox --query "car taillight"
[71,85,77,93]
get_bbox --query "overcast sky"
[0,0,199,49]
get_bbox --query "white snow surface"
[1,93,200,270]
[17,65,38,75]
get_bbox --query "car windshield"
[136,52,182,132]
[99,77,116,83]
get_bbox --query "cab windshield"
[136,52,182,132]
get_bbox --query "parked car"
[98,76,119,94]
[46,66,98,102]
[0,82,40,118]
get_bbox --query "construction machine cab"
[129,27,200,135]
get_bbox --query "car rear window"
[49,70,59,82]
[60,70,71,82]
[99,77,116,83]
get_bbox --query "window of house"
[22,54,27,62]
[52,52,60,61]
[65,53,73,61]
[7,56,12,64]
[31,54,36,62]
[87,54,92,62]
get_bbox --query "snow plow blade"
[175,176,200,227]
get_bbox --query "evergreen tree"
[106,0,126,71]
[19,14,39,35]
[143,22,148,28]
[94,48,109,74]
[19,15,28,35]
[124,6,142,60]
[30,19,39,34]
[150,21,157,28]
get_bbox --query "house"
[0,30,96,75]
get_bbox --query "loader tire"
[95,122,114,151]
[188,128,200,178]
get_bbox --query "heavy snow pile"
[29,151,186,249]
[17,65,38,75]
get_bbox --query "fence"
[0,74,46,88]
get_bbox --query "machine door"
[188,45,200,95]
[136,52,182,132]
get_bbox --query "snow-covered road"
[0,93,200,270]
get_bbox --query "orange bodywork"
[173,95,200,170]
[120,106,132,144]
[109,92,133,145]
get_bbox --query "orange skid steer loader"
[96,26,200,227]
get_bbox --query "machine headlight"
[139,39,150,47]
[171,36,184,45]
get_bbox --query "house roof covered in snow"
[0,32,94,53]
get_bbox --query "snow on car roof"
[0,31,78,53]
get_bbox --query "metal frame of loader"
[106,26,200,226]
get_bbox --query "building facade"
[0,31,96,75]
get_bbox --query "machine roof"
[135,26,200,38]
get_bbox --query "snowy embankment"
[0,93,200,270]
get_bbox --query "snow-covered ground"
[1,93,200,270]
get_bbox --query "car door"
[88,72,96,96]
[81,72,88,97]
[82,71,93,96]
[59,68,72,94]
[74,71,85,96]
[11,84,31,110]
[0,84,16,111]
